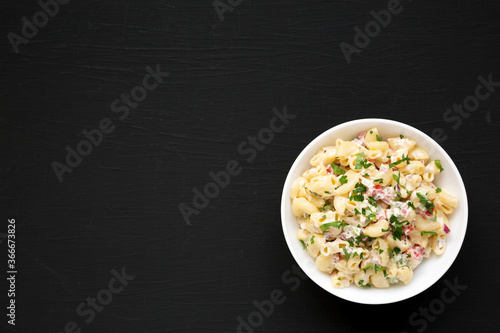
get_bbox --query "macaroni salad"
[290,128,458,288]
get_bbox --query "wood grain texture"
[1,0,499,332]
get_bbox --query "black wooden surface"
[1,0,500,332]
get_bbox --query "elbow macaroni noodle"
[291,128,458,289]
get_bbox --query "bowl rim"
[280,118,468,304]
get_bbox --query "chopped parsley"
[393,190,401,200]
[320,221,347,230]
[337,277,342,281]
[324,191,332,194]
[358,280,371,288]
[331,163,346,175]
[368,196,378,206]
[389,215,405,240]
[350,194,364,202]
[342,247,350,261]
[354,152,373,169]
[389,154,411,168]
[435,188,442,193]
[353,182,367,194]
[321,202,332,212]
[435,160,444,172]
[339,175,348,184]
[421,231,438,237]
[416,193,435,213]
[362,264,373,273]
[366,212,377,222]
[355,235,375,244]
[399,134,404,139]
[305,187,321,197]
[310,235,315,244]
[370,130,373,134]
[300,240,307,249]
[376,134,383,141]
[354,208,361,215]
[392,172,407,190]
[373,178,384,184]
[354,153,365,169]
[407,201,416,210]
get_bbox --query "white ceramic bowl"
[281,119,468,304]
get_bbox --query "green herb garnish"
[421,231,438,237]
[390,215,404,241]
[355,235,375,244]
[343,247,350,261]
[366,212,377,222]
[392,172,407,190]
[331,163,346,175]
[363,264,373,273]
[353,182,367,194]
[320,221,347,230]
[416,193,435,213]
[389,154,411,168]
[368,196,378,206]
[358,280,371,288]
[350,194,364,202]
[355,152,365,169]
[305,187,321,197]
[435,160,444,172]
[321,202,332,212]
[354,152,372,169]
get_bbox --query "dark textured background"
[1,0,499,332]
